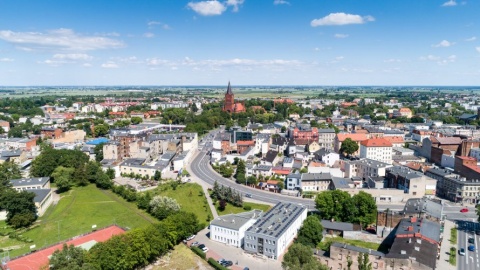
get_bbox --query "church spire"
[226,81,233,95]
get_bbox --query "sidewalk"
[437,219,456,270]
[187,151,218,219]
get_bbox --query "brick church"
[222,82,246,113]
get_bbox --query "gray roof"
[246,202,308,238]
[330,177,354,189]
[1,150,22,157]
[395,218,441,243]
[28,189,51,203]
[386,166,423,179]
[331,242,385,257]
[11,177,50,187]
[160,151,176,161]
[254,165,272,171]
[318,129,335,133]
[346,158,390,168]
[301,172,332,181]
[210,210,263,231]
[321,220,355,232]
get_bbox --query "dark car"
[468,237,475,244]
[476,230,480,235]
[245,193,252,198]
[198,244,205,249]
[221,261,233,267]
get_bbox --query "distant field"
[152,183,213,225]
[1,185,154,258]
[152,243,212,270]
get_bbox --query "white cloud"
[476,47,480,53]
[465,36,477,41]
[83,63,92,67]
[432,40,454,47]
[335,56,344,61]
[143,32,155,38]
[101,61,119,68]
[226,0,244,12]
[147,21,171,30]
[53,53,92,60]
[273,0,290,5]
[311,13,375,27]
[0,28,124,51]
[442,0,457,6]
[0,58,14,62]
[384,59,402,63]
[146,57,303,70]
[187,1,227,16]
[420,54,456,65]
[334,33,349,38]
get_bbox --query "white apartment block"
[209,210,262,248]
[359,138,393,164]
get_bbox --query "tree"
[357,253,372,270]
[96,170,113,189]
[296,215,323,248]
[73,164,88,186]
[246,176,258,186]
[130,116,143,125]
[51,166,75,192]
[153,170,162,181]
[93,124,109,137]
[94,143,105,162]
[339,138,359,157]
[477,204,480,222]
[149,196,181,220]
[49,243,88,270]
[218,199,227,211]
[352,191,377,227]
[0,162,21,191]
[85,161,101,183]
[234,159,246,183]
[282,243,329,270]
[106,167,116,180]
[137,192,152,210]
[315,190,356,222]
[1,190,37,228]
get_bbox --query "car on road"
[459,248,465,256]
[468,237,475,244]
[468,245,475,252]
[460,208,469,213]
[476,230,480,235]
[245,193,252,198]
[191,241,199,247]
[186,234,196,241]
[202,247,209,252]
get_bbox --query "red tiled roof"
[384,136,404,144]
[266,180,279,185]
[336,133,368,142]
[272,167,291,175]
[237,140,255,146]
[399,107,412,112]
[457,156,476,161]
[435,136,462,145]
[360,138,393,147]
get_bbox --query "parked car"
[245,193,252,198]
[202,247,209,252]
[459,248,465,256]
[460,208,469,213]
[476,230,480,235]
[221,261,233,267]
[468,245,475,252]
[468,237,475,244]
[218,259,226,264]
[186,234,196,241]
[191,241,199,247]
[198,244,205,249]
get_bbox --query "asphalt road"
[457,220,480,270]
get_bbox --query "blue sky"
[0,0,479,86]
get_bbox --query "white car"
[202,247,209,252]
[186,234,196,241]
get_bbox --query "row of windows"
[213,227,238,235]
[213,235,238,245]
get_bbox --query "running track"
[5,225,126,270]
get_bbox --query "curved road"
[190,149,315,210]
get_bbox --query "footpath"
[437,219,456,270]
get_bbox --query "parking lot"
[185,227,282,270]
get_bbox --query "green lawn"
[450,228,457,244]
[320,236,380,251]
[3,185,154,258]
[153,183,213,225]
[216,201,271,214]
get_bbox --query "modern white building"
[243,202,308,260]
[209,210,263,248]
[344,158,393,180]
[359,138,393,164]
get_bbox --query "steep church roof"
[226,81,233,95]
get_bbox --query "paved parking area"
[186,228,282,270]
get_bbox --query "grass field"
[153,183,213,225]
[320,236,380,252]
[2,185,154,258]
[152,244,212,270]
[215,201,271,214]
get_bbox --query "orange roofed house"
[222,82,246,113]
[334,133,368,156]
[359,138,393,164]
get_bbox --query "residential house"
[359,138,393,164]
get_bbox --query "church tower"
[223,81,235,112]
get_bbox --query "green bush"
[191,246,206,260]
[449,247,456,265]
[243,205,252,211]
[207,258,228,270]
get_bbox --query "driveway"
[186,227,282,270]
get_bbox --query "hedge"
[207,257,229,270]
[191,246,206,260]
